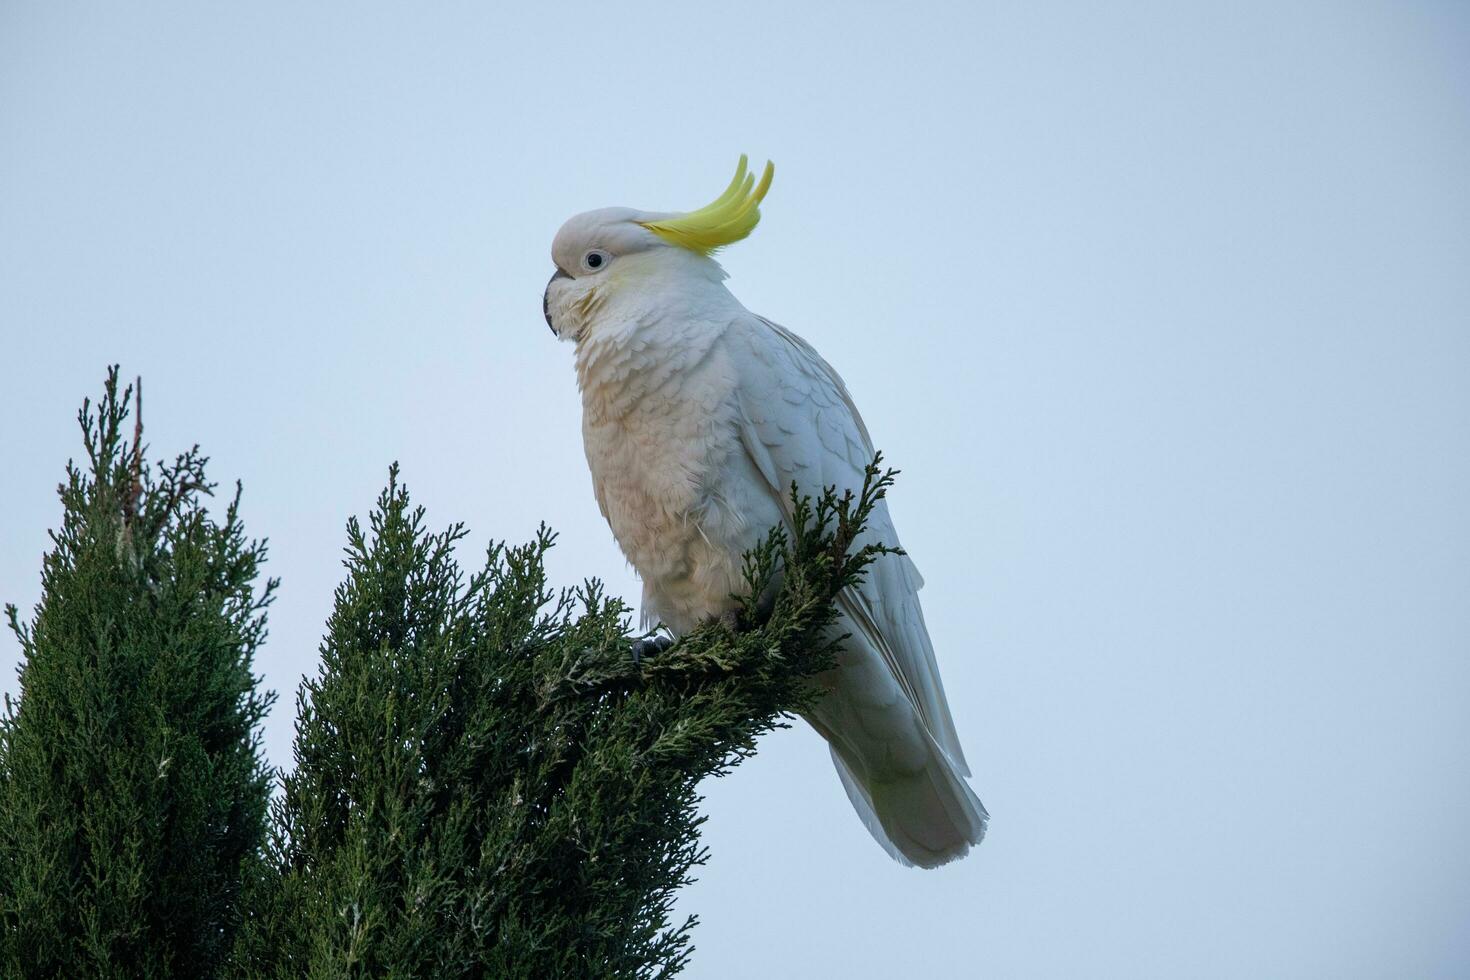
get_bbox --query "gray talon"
[630,635,673,666]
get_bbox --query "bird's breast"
[577,328,771,631]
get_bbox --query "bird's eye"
[581,249,611,273]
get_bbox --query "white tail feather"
[829,735,988,869]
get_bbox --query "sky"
[2,2,1468,976]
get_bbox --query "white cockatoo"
[543,157,986,867]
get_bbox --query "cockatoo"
[543,157,986,867]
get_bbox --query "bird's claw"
[630,635,673,667]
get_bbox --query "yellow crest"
[640,155,775,255]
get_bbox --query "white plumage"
[543,164,986,867]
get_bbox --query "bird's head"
[543,155,774,341]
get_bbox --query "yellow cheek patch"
[639,154,774,255]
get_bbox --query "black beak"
[544,268,570,335]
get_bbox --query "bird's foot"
[630,634,673,668]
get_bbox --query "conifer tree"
[232,462,894,979]
[0,370,276,978]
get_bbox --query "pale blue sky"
[3,3,1468,976]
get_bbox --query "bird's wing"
[730,315,968,772]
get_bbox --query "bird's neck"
[573,272,742,424]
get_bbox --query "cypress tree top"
[233,462,896,979]
[0,368,276,978]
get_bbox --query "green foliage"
[2,369,894,978]
[0,370,276,978]
[232,462,895,979]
